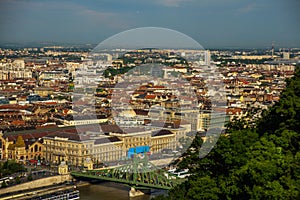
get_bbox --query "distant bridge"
[71,156,184,190]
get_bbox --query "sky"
[0,0,299,49]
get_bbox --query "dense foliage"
[0,160,26,177]
[103,66,135,78]
[154,67,300,199]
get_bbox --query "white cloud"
[77,8,131,29]
[154,0,190,7]
[236,3,258,14]
[151,0,243,8]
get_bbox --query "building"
[0,132,44,161]
[34,87,54,97]
[43,131,123,165]
[42,123,188,165]
[43,132,92,166]
[55,115,108,127]
[283,52,290,60]
[199,110,228,131]
[0,60,32,80]
[92,136,123,163]
[151,129,176,154]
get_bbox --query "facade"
[0,60,32,80]
[34,87,54,97]
[62,118,108,126]
[92,137,123,163]
[109,128,152,151]
[43,134,92,166]
[0,132,44,161]
[199,110,228,131]
[42,123,190,166]
[43,133,123,165]
[151,130,176,154]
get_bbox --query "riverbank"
[0,173,90,200]
[0,174,71,195]
[0,180,89,200]
[1,182,89,200]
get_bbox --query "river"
[78,182,167,200]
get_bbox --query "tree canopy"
[0,160,25,177]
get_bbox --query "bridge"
[71,155,185,191]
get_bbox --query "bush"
[27,174,33,181]
[15,176,21,184]
[1,181,7,188]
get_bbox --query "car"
[162,148,172,154]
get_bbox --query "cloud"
[77,8,131,29]
[79,9,116,20]
[154,0,190,7]
[0,0,132,30]
[236,3,257,14]
[150,0,244,8]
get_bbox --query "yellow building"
[42,122,192,166]
[26,140,44,160]
[0,133,44,161]
[43,133,92,166]
[43,132,124,166]
[110,128,152,151]
[151,130,176,153]
[34,87,54,97]
[92,136,123,163]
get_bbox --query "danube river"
[78,182,167,200]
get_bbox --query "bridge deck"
[71,156,185,190]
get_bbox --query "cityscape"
[0,0,299,200]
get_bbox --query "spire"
[271,41,275,59]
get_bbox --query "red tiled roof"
[145,94,156,99]
[11,120,26,126]
[0,105,29,109]
[152,85,165,89]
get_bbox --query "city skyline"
[0,0,300,49]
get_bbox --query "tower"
[205,50,211,65]
[271,41,275,59]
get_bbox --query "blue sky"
[0,0,299,48]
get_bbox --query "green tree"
[1,181,7,188]
[0,160,25,177]
[15,176,21,184]
[27,174,33,181]
[186,175,220,200]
